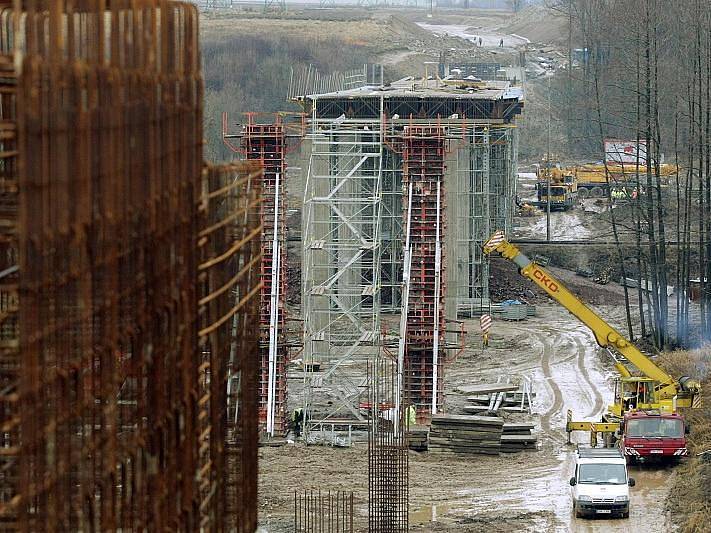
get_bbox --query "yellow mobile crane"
[483,231,702,461]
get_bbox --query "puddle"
[410,503,455,525]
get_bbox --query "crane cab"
[608,376,672,417]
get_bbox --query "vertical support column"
[401,126,446,422]
[243,122,288,435]
[0,47,18,530]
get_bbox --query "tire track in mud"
[536,332,564,438]
[574,334,605,418]
[506,322,602,442]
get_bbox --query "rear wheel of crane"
[578,187,589,198]
[591,186,604,197]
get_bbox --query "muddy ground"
[259,304,676,532]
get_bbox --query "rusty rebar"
[0,2,263,531]
[368,356,409,532]
[294,489,354,533]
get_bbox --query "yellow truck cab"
[535,171,577,211]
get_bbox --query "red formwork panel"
[242,122,289,434]
[402,126,447,423]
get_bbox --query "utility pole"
[546,74,552,241]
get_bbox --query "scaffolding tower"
[293,76,523,433]
[453,126,491,317]
[302,118,383,439]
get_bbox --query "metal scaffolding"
[295,77,522,434]
[381,148,404,312]
[302,117,384,439]
[453,127,491,317]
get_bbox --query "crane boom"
[483,231,701,405]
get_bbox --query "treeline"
[201,33,371,161]
[553,0,711,349]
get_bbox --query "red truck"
[620,411,689,463]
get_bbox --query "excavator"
[483,231,703,463]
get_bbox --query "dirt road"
[416,23,529,48]
[409,306,676,531]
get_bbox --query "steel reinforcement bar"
[199,162,263,532]
[0,1,262,531]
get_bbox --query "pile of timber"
[429,414,503,456]
[407,425,429,451]
[500,423,537,453]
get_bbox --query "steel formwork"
[0,2,262,530]
[401,126,447,421]
[302,119,383,436]
[242,121,288,435]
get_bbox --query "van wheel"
[574,504,583,518]
[621,511,629,519]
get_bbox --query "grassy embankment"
[660,350,711,532]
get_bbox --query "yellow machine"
[482,231,702,447]
[535,169,577,211]
[541,163,678,198]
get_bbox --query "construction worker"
[482,331,490,348]
[407,405,416,427]
[292,407,304,438]
[499,38,504,47]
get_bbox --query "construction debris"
[456,383,519,395]
[460,379,534,415]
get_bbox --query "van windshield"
[578,464,627,485]
[626,417,684,438]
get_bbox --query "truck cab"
[570,447,634,519]
[621,410,688,463]
[535,170,578,211]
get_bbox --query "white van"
[569,447,635,518]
